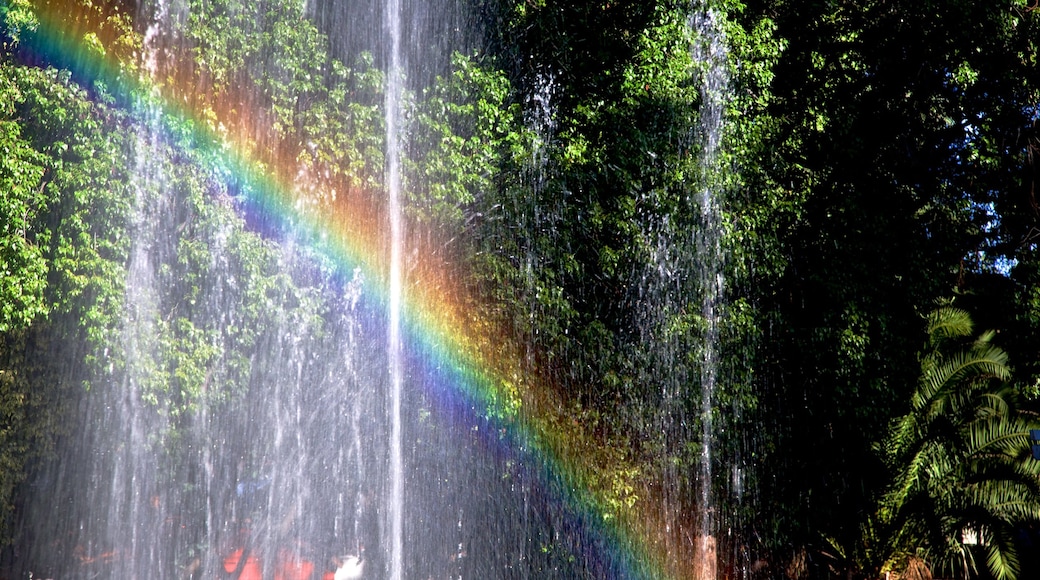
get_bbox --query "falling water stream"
[384,0,405,576]
[692,8,730,580]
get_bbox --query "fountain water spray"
[384,0,405,575]
[5,1,754,578]
[691,7,730,579]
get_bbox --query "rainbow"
[12,2,700,577]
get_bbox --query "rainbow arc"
[13,4,704,577]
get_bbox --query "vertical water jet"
[691,7,730,579]
[384,0,405,576]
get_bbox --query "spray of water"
[8,1,751,578]
[691,8,729,580]
[384,0,406,575]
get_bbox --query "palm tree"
[867,307,1040,580]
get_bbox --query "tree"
[854,307,1040,580]
[0,64,48,333]
[737,0,1040,567]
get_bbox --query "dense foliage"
[0,0,1039,578]
[0,56,134,540]
[737,0,1040,576]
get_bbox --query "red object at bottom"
[223,548,262,580]
[222,547,318,580]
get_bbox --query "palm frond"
[869,308,1040,580]
[983,527,1021,580]
[918,343,1010,419]
[926,307,974,346]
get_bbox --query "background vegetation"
[1,0,1039,578]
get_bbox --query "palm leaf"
[872,308,1040,580]
[983,527,1021,580]
[926,307,974,346]
[917,343,1010,418]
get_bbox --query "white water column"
[385,0,405,576]
[692,6,729,580]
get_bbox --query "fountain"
[3,0,752,578]
[384,0,405,575]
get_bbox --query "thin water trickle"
[384,0,405,575]
[691,8,730,580]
